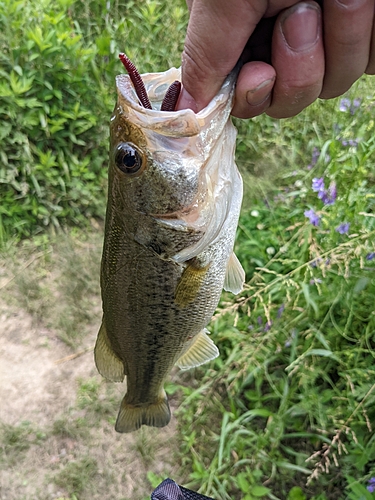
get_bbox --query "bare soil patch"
[0,236,179,500]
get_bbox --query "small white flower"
[266,247,276,255]
[251,210,259,217]
[294,180,303,188]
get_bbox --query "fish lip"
[149,210,189,220]
[149,211,180,220]
[115,68,236,138]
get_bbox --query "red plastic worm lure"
[119,53,152,110]
[119,53,182,112]
[160,80,182,112]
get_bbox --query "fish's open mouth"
[119,53,181,112]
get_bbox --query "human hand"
[176,0,375,119]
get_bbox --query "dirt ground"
[0,239,180,500]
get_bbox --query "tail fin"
[115,392,171,433]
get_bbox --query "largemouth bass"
[94,56,245,433]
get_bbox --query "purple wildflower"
[367,477,375,493]
[321,182,337,205]
[310,278,322,285]
[329,182,337,202]
[342,138,360,147]
[339,98,351,112]
[312,177,325,193]
[307,147,320,170]
[277,305,285,319]
[285,329,297,348]
[336,222,350,235]
[257,316,263,326]
[304,209,320,227]
[264,321,272,332]
[312,177,331,203]
[366,252,375,261]
[312,147,320,163]
[339,98,361,115]
[352,97,361,108]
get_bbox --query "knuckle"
[182,43,210,85]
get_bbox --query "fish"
[94,55,245,433]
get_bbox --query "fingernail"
[281,4,319,51]
[246,78,275,106]
[175,87,199,113]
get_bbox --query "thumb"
[177,0,267,112]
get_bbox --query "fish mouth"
[150,203,202,224]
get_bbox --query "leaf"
[10,72,34,95]
[236,473,250,493]
[0,123,12,141]
[301,282,319,316]
[250,485,271,497]
[243,408,273,418]
[305,349,340,362]
[354,277,370,293]
[13,65,23,76]
[287,486,307,500]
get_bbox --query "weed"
[1,0,375,498]
[177,76,375,499]
[53,456,98,496]
[1,229,102,348]
[76,377,119,420]
[0,421,45,466]
[52,414,90,441]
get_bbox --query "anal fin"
[176,329,219,371]
[94,321,125,382]
[115,391,171,433]
[223,252,245,294]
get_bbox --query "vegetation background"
[0,0,375,499]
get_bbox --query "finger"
[366,3,375,74]
[177,0,267,112]
[319,0,375,98]
[266,2,325,119]
[232,61,276,118]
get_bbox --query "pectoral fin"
[174,261,210,308]
[94,321,125,382]
[223,252,245,294]
[176,329,219,370]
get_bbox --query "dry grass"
[0,230,180,500]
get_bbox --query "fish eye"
[114,143,145,175]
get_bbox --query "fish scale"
[94,62,245,433]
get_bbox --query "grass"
[1,0,375,498]
[0,421,46,466]
[175,76,375,499]
[1,228,102,348]
[53,456,98,497]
